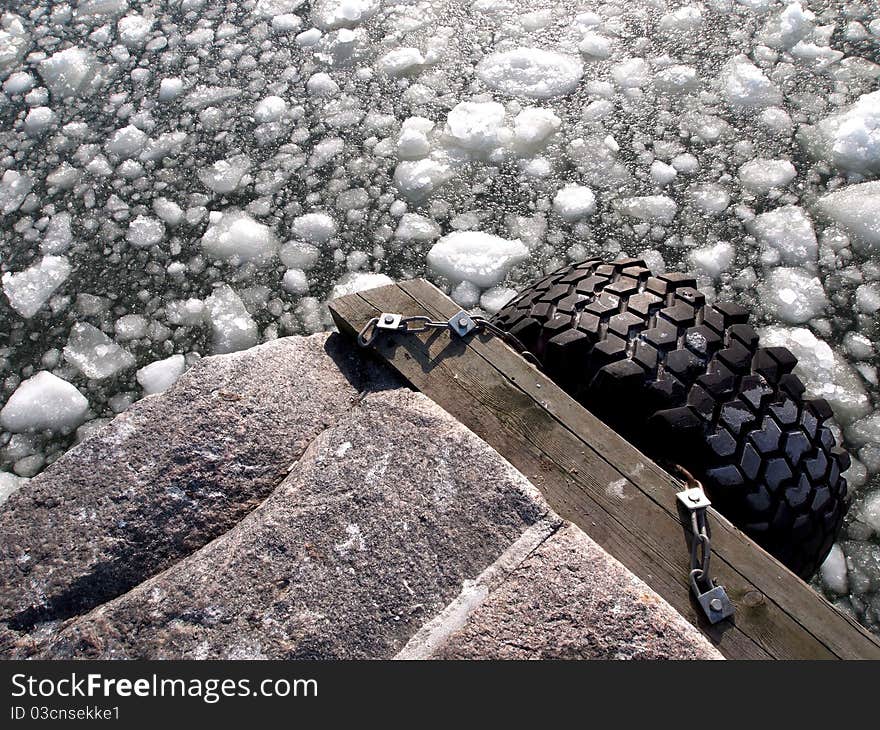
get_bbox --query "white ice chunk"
[477,47,583,99]
[198,154,252,194]
[672,153,700,174]
[861,491,880,537]
[114,314,149,340]
[280,240,320,269]
[397,120,433,159]
[803,91,880,175]
[790,42,843,66]
[254,95,288,123]
[427,231,528,287]
[0,170,33,215]
[308,137,344,168]
[0,471,27,505]
[819,544,848,595]
[139,131,186,163]
[311,0,380,30]
[0,371,89,434]
[845,331,875,361]
[42,213,73,255]
[687,183,730,215]
[738,158,796,194]
[329,272,394,299]
[378,47,425,77]
[105,124,149,159]
[153,197,184,226]
[165,298,205,327]
[394,213,441,241]
[761,326,871,425]
[615,195,678,223]
[117,14,154,47]
[758,1,815,49]
[126,215,165,248]
[2,256,70,318]
[38,47,101,99]
[64,322,136,379]
[444,101,507,154]
[659,7,702,33]
[451,280,481,308]
[394,158,452,202]
[650,160,678,186]
[578,33,612,60]
[611,58,651,89]
[205,285,259,354]
[76,0,129,17]
[653,65,699,94]
[24,106,55,136]
[720,55,782,109]
[136,354,186,395]
[306,72,339,96]
[688,241,734,279]
[0,24,30,80]
[480,286,517,314]
[816,181,880,254]
[552,185,596,221]
[282,268,310,294]
[760,107,793,135]
[201,209,279,265]
[291,212,338,243]
[3,71,34,95]
[855,283,880,314]
[513,106,561,150]
[272,14,303,31]
[158,77,184,101]
[759,267,826,324]
[748,205,817,265]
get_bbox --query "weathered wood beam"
[330,279,880,660]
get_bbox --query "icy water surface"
[1,0,879,630]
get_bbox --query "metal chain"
[357,310,542,368]
[672,464,735,624]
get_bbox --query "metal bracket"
[376,313,403,331]
[677,487,711,510]
[448,310,478,338]
[695,584,735,623]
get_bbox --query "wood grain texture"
[329,279,880,660]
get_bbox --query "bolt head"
[709,598,723,612]
[688,489,702,503]
[384,315,394,324]
[458,317,468,327]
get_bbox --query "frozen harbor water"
[0,0,879,630]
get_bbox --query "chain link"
[357,310,542,368]
[672,464,735,624]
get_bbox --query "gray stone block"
[0,333,398,642]
[23,389,551,659]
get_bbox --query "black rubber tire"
[492,257,850,579]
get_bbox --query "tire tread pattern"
[493,258,849,578]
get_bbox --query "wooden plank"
[329,280,880,660]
